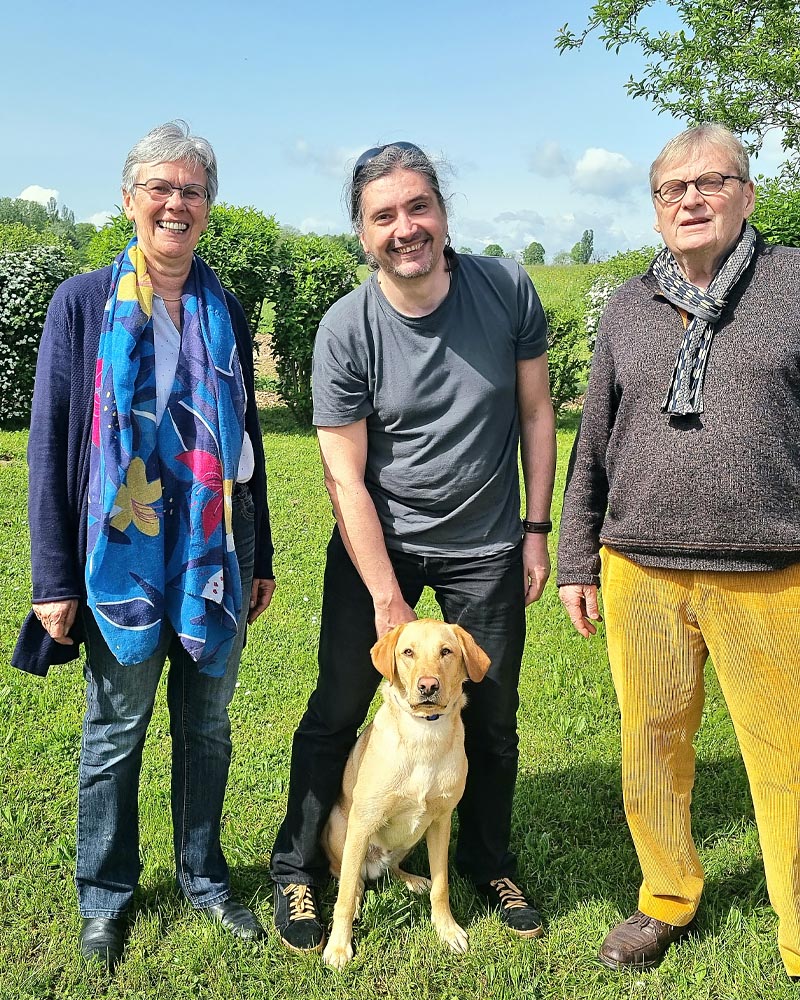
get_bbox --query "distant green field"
[526,264,599,314]
[357,260,596,316]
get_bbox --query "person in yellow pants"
[602,551,800,969]
[557,122,800,978]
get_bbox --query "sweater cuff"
[555,573,600,589]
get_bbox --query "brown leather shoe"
[598,910,695,970]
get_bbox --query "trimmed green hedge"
[271,236,358,425]
[0,246,77,426]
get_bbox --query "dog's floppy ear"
[370,623,405,682]
[451,625,491,682]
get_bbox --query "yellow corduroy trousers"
[601,547,800,976]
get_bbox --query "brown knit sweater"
[557,238,800,587]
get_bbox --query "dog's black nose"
[417,676,440,698]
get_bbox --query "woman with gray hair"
[14,120,275,968]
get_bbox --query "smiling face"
[122,159,209,274]
[358,168,448,281]
[653,144,755,281]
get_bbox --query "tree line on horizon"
[0,195,599,270]
[459,230,594,266]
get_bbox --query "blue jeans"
[76,483,256,917]
[271,526,526,887]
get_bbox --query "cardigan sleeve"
[27,285,84,602]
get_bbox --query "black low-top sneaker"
[477,877,544,938]
[273,882,325,953]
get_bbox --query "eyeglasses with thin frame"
[353,141,424,181]
[134,178,209,205]
[654,171,745,204]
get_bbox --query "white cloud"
[299,216,339,235]
[17,184,58,205]
[287,139,360,179]
[495,209,546,227]
[85,210,113,227]
[454,206,655,261]
[527,141,647,201]
[529,141,572,179]
[572,148,644,199]
[455,210,578,258]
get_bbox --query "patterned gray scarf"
[654,223,756,415]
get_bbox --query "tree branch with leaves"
[556,1,800,174]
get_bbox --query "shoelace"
[489,878,529,910]
[627,909,668,931]
[283,883,318,921]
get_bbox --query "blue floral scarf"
[86,237,246,676]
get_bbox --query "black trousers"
[270,526,527,886]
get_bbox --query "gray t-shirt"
[312,254,548,556]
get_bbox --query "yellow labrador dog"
[321,618,490,969]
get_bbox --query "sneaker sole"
[507,924,545,940]
[598,951,660,971]
[278,931,326,954]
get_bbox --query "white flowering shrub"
[584,277,623,352]
[583,246,659,352]
[0,246,76,426]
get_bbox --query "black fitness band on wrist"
[522,519,553,534]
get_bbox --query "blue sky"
[1,1,785,260]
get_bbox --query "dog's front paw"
[434,917,469,954]
[322,936,354,970]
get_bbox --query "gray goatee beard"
[368,244,435,279]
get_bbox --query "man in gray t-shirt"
[313,250,547,554]
[271,142,556,957]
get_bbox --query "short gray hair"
[650,123,750,195]
[347,143,448,234]
[122,120,219,205]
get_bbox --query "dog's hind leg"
[322,800,348,878]
[353,876,366,920]
[390,862,432,894]
[323,824,372,970]
[426,813,468,954]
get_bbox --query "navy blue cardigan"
[13,265,274,676]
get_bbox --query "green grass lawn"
[0,414,792,1000]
